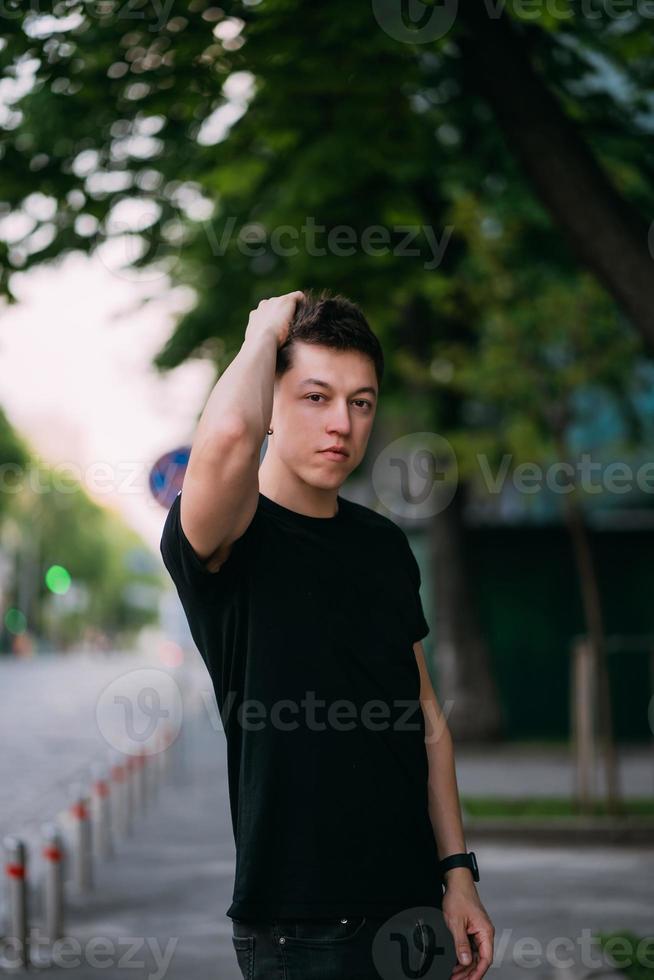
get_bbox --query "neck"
[258,454,340,518]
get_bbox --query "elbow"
[191,414,255,462]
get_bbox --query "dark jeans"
[231,912,445,979]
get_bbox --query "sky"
[0,32,254,559]
[0,245,217,554]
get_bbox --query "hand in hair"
[245,291,305,348]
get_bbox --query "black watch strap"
[439,851,480,882]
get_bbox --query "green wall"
[410,525,653,741]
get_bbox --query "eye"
[354,399,373,410]
[306,393,325,402]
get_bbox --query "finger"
[452,928,474,970]
[450,953,478,980]
[467,933,494,979]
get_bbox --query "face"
[270,341,378,489]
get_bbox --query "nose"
[326,399,352,437]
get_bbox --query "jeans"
[231,912,446,979]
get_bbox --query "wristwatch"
[439,851,479,882]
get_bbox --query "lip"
[319,448,349,460]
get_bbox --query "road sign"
[149,447,191,508]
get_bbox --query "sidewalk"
[3,708,242,980]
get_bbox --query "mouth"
[319,448,349,460]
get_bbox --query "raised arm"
[179,291,304,570]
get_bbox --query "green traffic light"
[5,608,27,634]
[45,564,71,595]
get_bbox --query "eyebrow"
[297,378,378,398]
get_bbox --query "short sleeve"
[159,490,250,598]
[401,531,430,643]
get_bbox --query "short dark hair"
[276,288,384,390]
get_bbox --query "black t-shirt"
[160,487,444,920]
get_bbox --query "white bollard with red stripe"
[124,753,136,835]
[134,747,146,815]
[138,745,149,813]
[91,762,113,859]
[41,822,64,943]
[109,751,129,838]
[69,781,93,893]
[146,735,160,802]
[157,725,170,780]
[3,835,28,968]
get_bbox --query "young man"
[160,289,494,980]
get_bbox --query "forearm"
[193,327,278,455]
[425,724,475,889]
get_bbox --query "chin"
[303,466,348,491]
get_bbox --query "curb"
[464,818,654,845]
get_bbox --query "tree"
[2,1,653,735]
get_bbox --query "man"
[160,288,494,979]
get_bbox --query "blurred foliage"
[0,439,162,650]
[1,0,654,501]
[0,406,30,516]
[421,190,647,488]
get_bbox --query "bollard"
[41,822,64,944]
[110,752,129,839]
[124,752,136,835]
[166,720,184,783]
[141,744,156,807]
[136,747,147,815]
[157,725,170,781]
[69,781,93,892]
[91,762,114,860]
[3,835,29,969]
[147,736,160,802]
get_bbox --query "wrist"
[443,866,475,886]
[439,850,480,884]
[243,325,280,353]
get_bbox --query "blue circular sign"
[149,446,191,508]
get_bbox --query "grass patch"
[461,797,654,818]
[596,930,654,979]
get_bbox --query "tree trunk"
[554,435,622,813]
[458,6,654,350]
[429,479,505,742]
